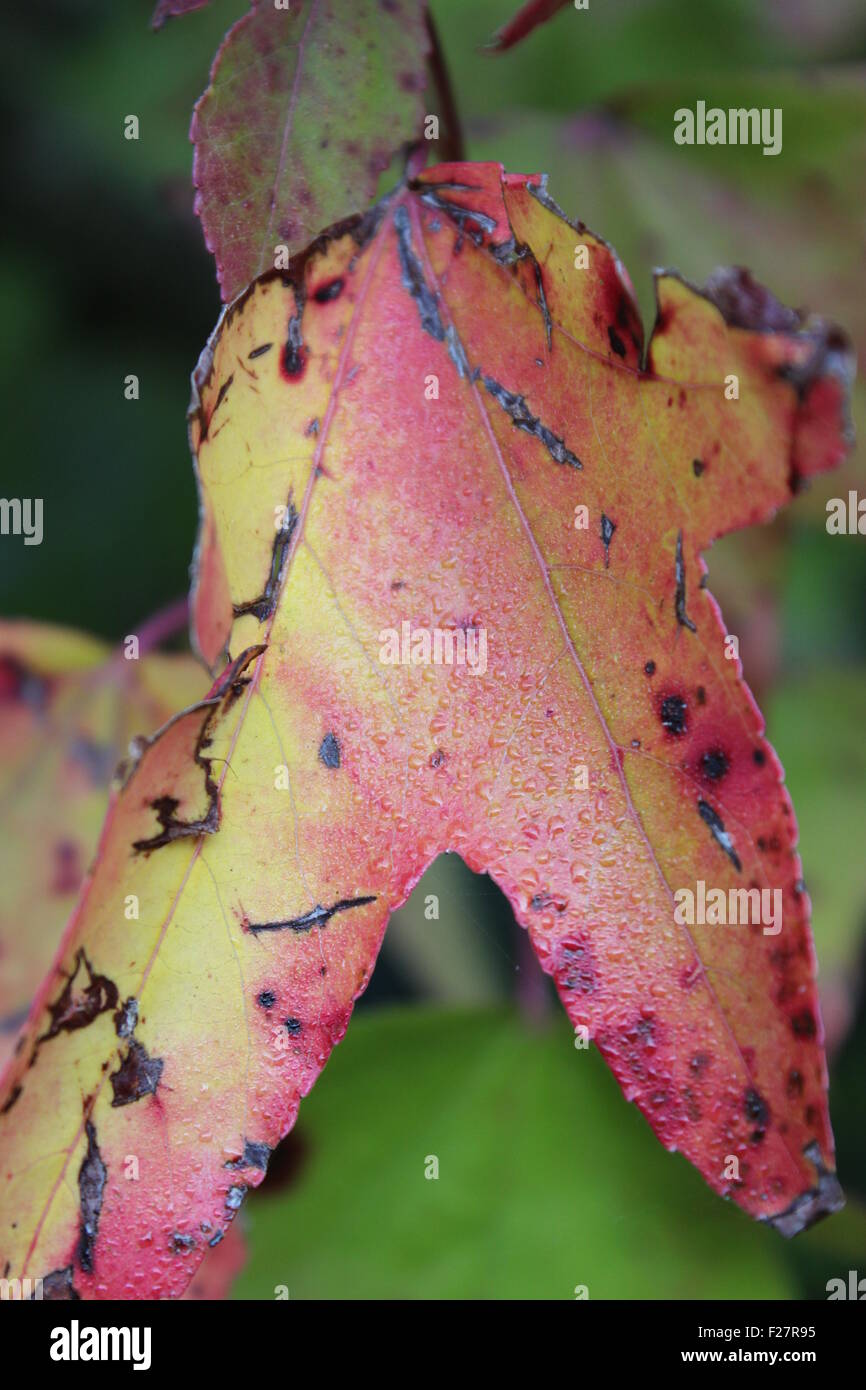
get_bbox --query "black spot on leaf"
[480,374,582,468]
[77,1120,106,1273]
[744,1088,770,1142]
[675,530,697,632]
[0,1084,22,1115]
[318,732,341,768]
[280,290,307,380]
[312,277,345,303]
[248,894,376,935]
[700,748,729,781]
[660,694,687,735]
[225,1140,271,1172]
[600,512,616,566]
[697,799,742,872]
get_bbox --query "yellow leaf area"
[0,164,852,1298]
[0,622,207,1082]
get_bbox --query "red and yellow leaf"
[0,163,851,1298]
[0,622,208,1077]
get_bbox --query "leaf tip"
[764,1142,845,1238]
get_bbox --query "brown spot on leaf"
[233,501,299,625]
[40,1266,79,1300]
[40,950,118,1045]
[133,646,265,853]
[110,1040,164,1107]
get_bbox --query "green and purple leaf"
[191,0,430,302]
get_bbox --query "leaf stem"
[425,10,465,163]
[131,596,190,657]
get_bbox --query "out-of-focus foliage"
[234,1007,866,1299]
[767,670,866,1049]
[0,620,207,1074]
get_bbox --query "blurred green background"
[0,0,864,1298]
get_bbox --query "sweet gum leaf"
[0,621,208,1077]
[0,162,852,1298]
[191,0,430,302]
